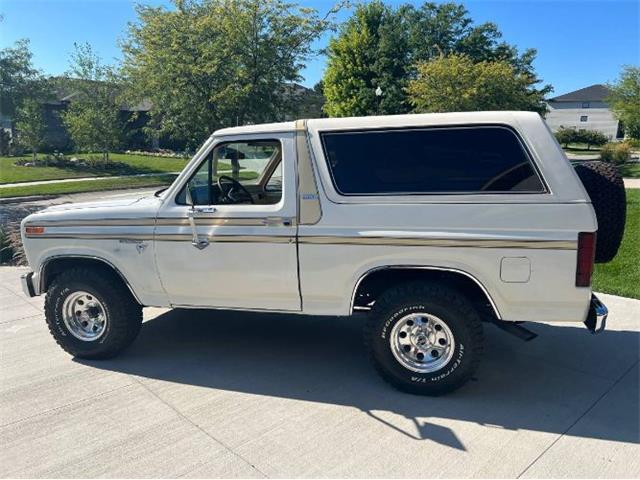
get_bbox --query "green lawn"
[0,153,189,184]
[619,162,640,179]
[0,174,177,198]
[592,189,639,299]
[562,143,603,153]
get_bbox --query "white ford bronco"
[20,112,626,395]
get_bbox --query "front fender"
[26,239,168,307]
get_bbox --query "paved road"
[0,173,179,189]
[0,188,159,232]
[1,266,638,478]
[624,178,640,189]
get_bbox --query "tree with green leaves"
[61,43,123,161]
[323,1,410,117]
[15,98,46,160]
[554,127,574,148]
[406,54,548,114]
[0,39,45,120]
[121,0,336,150]
[0,38,50,155]
[554,127,608,150]
[582,130,609,150]
[608,66,640,139]
[403,2,541,77]
[323,1,551,117]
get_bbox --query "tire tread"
[364,281,483,395]
[44,267,142,359]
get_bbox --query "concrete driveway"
[1,266,638,478]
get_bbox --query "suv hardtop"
[21,111,625,394]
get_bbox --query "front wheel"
[364,282,484,395]
[44,267,143,359]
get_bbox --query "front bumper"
[584,294,608,334]
[21,271,37,298]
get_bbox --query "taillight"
[576,232,596,287]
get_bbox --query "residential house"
[5,79,324,152]
[545,84,624,140]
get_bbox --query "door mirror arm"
[185,186,211,250]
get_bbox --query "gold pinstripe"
[25,229,576,249]
[25,217,295,228]
[297,236,576,250]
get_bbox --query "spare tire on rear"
[573,160,626,263]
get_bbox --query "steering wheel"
[217,175,254,204]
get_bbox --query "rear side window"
[320,126,545,195]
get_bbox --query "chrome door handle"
[192,206,216,216]
[187,207,210,250]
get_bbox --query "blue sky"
[1,0,638,97]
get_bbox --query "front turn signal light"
[25,226,45,235]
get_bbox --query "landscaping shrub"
[555,127,609,150]
[582,130,609,149]
[625,138,640,149]
[0,130,12,156]
[0,223,26,266]
[555,127,575,147]
[124,149,190,158]
[14,154,140,174]
[600,142,632,164]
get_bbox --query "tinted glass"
[321,127,545,195]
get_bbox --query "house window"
[582,102,590,108]
[580,115,588,122]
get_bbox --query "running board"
[490,320,538,342]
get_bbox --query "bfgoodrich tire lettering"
[44,267,143,359]
[365,282,483,395]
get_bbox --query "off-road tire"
[44,267,143,359]
[573,160,626,263]
[364,282,483,395]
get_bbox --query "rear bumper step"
[490,319,538,341]
[585,294,608,334]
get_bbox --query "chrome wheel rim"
[389,313,455,373]
[62,291,107,342]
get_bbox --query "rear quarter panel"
[300,112,597,323]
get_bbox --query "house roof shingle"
[549,84,611,103]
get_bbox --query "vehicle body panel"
[153,131,300,310]
[21,112,598,325]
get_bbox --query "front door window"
[177,140,282,206]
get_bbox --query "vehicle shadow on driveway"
[78,308,640,451]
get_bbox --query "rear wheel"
[364,282,483,395]
[44,267,143,359]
